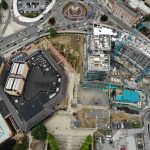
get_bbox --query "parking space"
[17,0,50,15]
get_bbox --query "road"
[142,109,150,150]
[0,0,149,55]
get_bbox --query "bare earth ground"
[76,108,109,128]
[78,85,108,106]
[48,34,84,72]
[111,112,141,122]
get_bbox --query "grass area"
[22,12,39,18]
[98,129,112,136]
[111,112,140,122]
[48,34,85,72]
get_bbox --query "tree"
[131,121,141,128]
[143,14,150,21]
[48,17,56,25]
[0,0,8,10]
[47,133,59,150]
[31,124,47,140]
[49,28,57,37]
[100,15,108,22]
[80,135,93,150]
[13,144,23,150]
[12,136,28,150]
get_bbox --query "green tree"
[47,133,59,150]
[13,135,28,150]
[13,144,23,150]
[80,135,93,150]
[143,14,150,21]
[131,121,141,128]
[100,15,108,22]
[48,17,56,25]
[0,0,8,10]
[31,124,47,140]
[49,28,57,37]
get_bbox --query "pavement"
[143,109,150,150]
[44,71,95,150]
[45,113,96,150]
[112,129,144,150]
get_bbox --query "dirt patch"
[78,85,108,106]
[50,36,71,45]
[111,112,140,122]
[76,108,109,128]
[48,34,84,72]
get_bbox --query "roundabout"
[62,2,87,21]
[54,0,97,26]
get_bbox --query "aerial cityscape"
[0,0,150,150]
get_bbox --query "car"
[59,2,62,6]
[40,18,44,22]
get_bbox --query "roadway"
[142,109,150,150]
[0,0,149,55]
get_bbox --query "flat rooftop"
[88,54,110,72]
[93,25,117,36]
[90,34,112,51]
[0,50,68,131]
[0,114,12,143]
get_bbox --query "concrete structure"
[85,25,116,81]
[0,56,4,75]
[4,77,25,96]
[109,0,140,26]
[114,30,150,81]
[0,114,12,144]
[0,50,68,132]
[4,62,29,96]
[127,0,150,14]
[10,62,29,79]
[88,54,110,72]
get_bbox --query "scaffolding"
[81,82,108,90]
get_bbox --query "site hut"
[10,61,29,79]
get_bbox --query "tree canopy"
[49,28,57,37]
[0,0,8,10]
[80,135,93,150]
[12,135,28,150]
[48,17,56,25]
[47,133,59,150]
[31,124,47,140]
[100,15,108,22]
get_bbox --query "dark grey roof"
[0,50,68,132]
[0,100,10,118]
[0,56,3,66]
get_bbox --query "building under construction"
[114,31,150,82]
[84,24,116,82]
